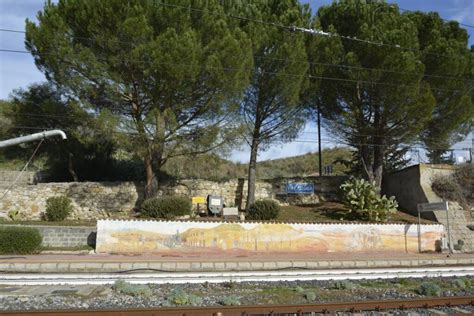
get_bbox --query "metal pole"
[417,209,421,253]
[317,103,322,177]
[0,130,67,148]
[445,201,453,254]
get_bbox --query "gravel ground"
[0,276,472,312]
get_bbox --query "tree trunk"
[246,136,259,210]
[372,144,384,191]
[68,152,79,182]
[144,151,157,199]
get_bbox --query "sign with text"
[286,182,314,194]
[192,196,206,204]
[417,202,448,212]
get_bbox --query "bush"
[113,280,152,298]
[0,226,42,254]
[45,196,73,221]
[340,178,398,222]
[247,199,280,220]
[141,196,191,219]
[167,288,202,306]
[304,291,317,301]
[333,280,356,290]
[221,295,241,306]
[453,278,471,290]
[418,282,442,296]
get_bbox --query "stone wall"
[0,170,37,188]
[382,164,455,218]
[0,176,346,220]
[0,225,95,248]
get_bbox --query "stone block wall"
[382,164,455,218]
[1,225,96,248]
[0,170,37,188]
[0,176,346,220]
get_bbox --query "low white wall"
[96,219,444,254]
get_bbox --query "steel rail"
[1,296,474,316]
[2,266,474,285]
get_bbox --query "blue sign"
[286,183,314,194]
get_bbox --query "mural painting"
[96,220,444,254]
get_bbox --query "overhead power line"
[1,0,472,63]
[398,7,474,29]
[0,48,469,93]
[6,125,472,152]
[1,29,472,83]
[154,2,470,61]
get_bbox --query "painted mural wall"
[96,220,445,255]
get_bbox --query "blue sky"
[0,0,472,163]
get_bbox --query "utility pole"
[317,102,322,176]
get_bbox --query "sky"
[0,0,473,163]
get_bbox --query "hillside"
[163,147,352,181]
[0,147,353,182]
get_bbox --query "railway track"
[1,296,473,316]
[1,266,474,285]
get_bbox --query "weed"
[112,280,152,298]
[453,277,471,290]
[304,291,317,301]
[333,280,356,290]
[167,288,202,306]
[294,286,304,293]
[418,282,442,296]
[222,281,236,289]
[221,295,241,306]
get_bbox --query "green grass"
[277,202,349,222]
[277,203,433,224]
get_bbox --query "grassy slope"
[162,147,352,181]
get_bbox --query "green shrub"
[45,196,73,221]
[0,226,42,254]
[247,199,280,220]
[8,210,21,221]
[340,178,398,222]
[221,295,241,306]
[418,282,442,296]
[113,280,152,298]
[304,291,317,301]
[167,288,202,306]
[141,196,191,219]
[333,280,356,290]
[453,279,467,290]
[222,281,236,289]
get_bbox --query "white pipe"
[0,129,67,148]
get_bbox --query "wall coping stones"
[2,257,473,273]
[97,218,443,226]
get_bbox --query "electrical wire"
[398,7,474,29]
[0,139,44,201]
[1,25,473,83]
[5,124,472,152]
[0,48,469,93]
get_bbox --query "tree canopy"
[307,0,472,188]
[2,83,118,181]
[26,0,252,196]
[226,0,310,207]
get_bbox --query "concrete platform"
[1,253,473,273]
